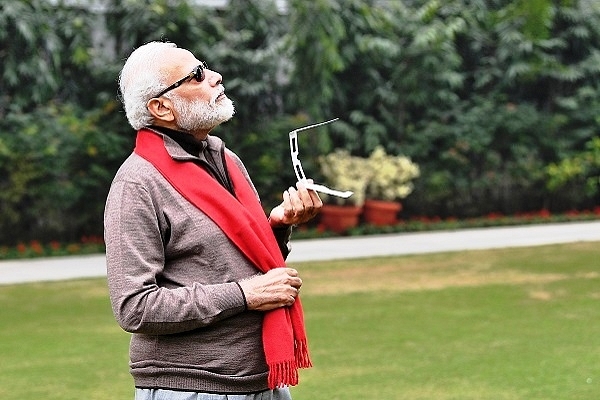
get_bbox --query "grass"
[0,280,132,399]
[1,242,599,399]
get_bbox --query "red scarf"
[134,129,311,388]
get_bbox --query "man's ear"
[147,98,175,123]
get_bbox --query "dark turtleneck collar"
[150,125,206,157]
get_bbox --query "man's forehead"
[163,48,200,74]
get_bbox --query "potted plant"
[317,149,370,233]
[363,146,420,226]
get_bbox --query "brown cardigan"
[104,133,290,393]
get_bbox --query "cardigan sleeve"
[104,177,247,335]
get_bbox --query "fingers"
[272,180,323,227]
[282,270,302,307]
[278,269,302,306]
[239,268,303,311]
[281,182,323,224]
[286,275,301,306]
[297,179,323,208]
[281,268,302,291]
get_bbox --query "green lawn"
[1,242,598,399]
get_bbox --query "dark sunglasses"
[153,61,208,98]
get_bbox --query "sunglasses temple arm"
[304,182,354,198]
[293,118,339,134]
[288,120,354,199]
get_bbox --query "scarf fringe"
[268,360,299,389]
[267,339,313,389]
[295,339,313,368]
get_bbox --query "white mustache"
[209,85,226,106]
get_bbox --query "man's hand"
[238,268,303,311]
[269,180,323,228]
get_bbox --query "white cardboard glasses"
[289,118,354,198]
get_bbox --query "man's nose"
[206,69,222,86]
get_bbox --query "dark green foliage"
[0,0,96,113]
[286,0,600,217]
[546,136,600,201]
[0,103,131,244]
[1,0,599,245]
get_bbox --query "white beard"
[170,93,235,132]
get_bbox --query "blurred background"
[1,0,599,247]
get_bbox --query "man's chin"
[200,106,235,131]
[217,98,235,122]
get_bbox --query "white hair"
[119,41,176,130]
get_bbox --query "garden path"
[0,220,599,285]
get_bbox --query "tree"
[0,0,96,113]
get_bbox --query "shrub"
[365,146,420,201]
[0,103,130,245]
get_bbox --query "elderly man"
[104,41,322,400]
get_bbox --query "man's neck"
[151,121,211,141]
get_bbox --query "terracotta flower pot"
[319,204,363,234]
[363,199,402,226]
